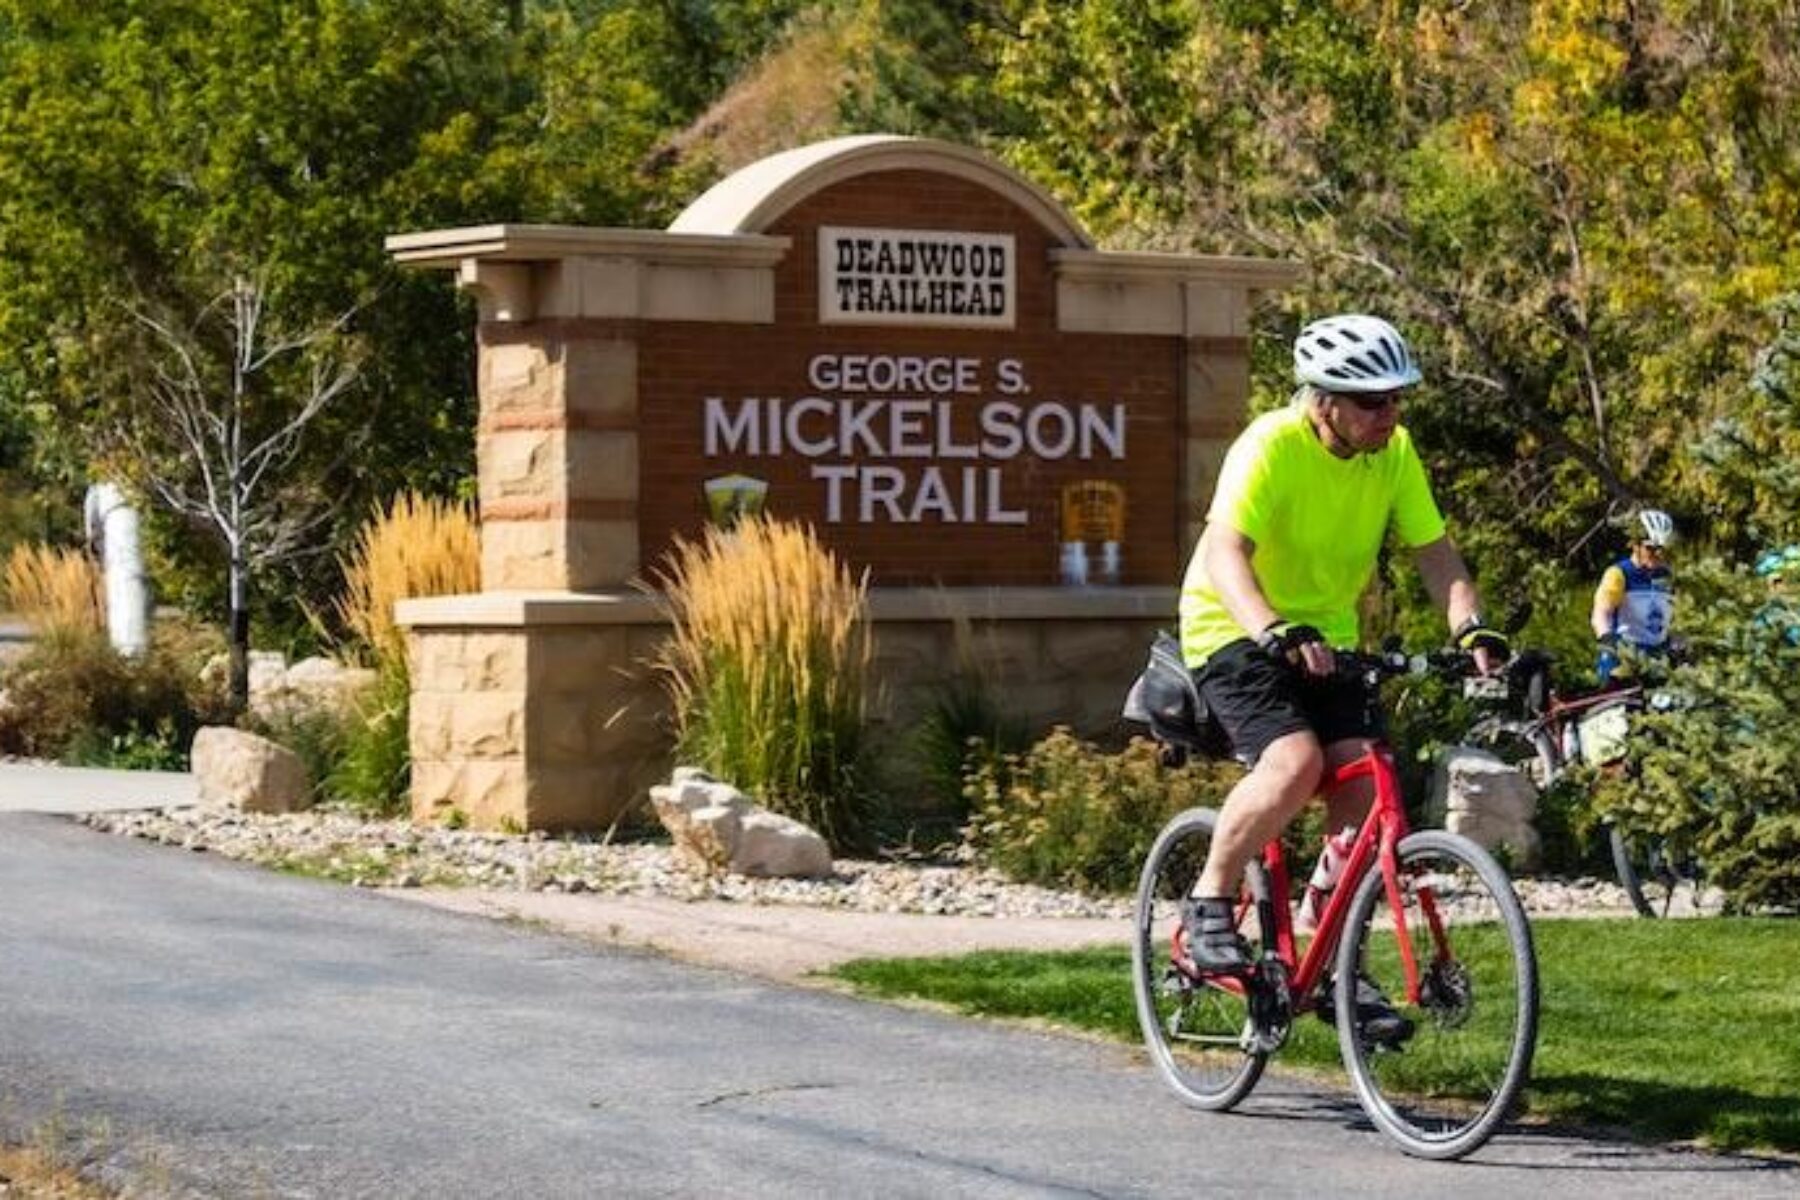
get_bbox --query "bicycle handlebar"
[1314,646,1484,683]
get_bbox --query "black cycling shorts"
[1194,638,1385,766]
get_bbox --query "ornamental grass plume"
[652,516,873,848]
[2,543,104,640]
[335,491,480,673]
[328,492,479,817]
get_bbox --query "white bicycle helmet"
[1293,314,1423,393]
[1636,508,1675,547]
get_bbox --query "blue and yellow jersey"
[1595,557,1674,649]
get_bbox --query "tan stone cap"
[384,224,789,269]
[1052,247,1302,291]
[396,586,1177,628]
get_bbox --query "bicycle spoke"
[1336,831,1538,1159]
[1132,808,1267,1110]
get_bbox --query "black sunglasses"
[1338,392,1401,412]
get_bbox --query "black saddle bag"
[1122,630,1232,764]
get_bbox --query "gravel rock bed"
[78,804,1646,920]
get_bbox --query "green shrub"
[242,700,353,809]
[962,729,1244,895]
[909,661,1030,819]
[62,719,188,771]
[652,516,872,849]
[326,666,412,816]
[0,628,230,765]
[1589,557,1800,911]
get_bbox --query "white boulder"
[1428,746,1542,869]
[648,768,833,879]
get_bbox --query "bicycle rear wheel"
[1335,830,1538,1159]
[1609,827,1723,918]
[1131,807,1267,1110]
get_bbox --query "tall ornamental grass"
[329,491,480,814]
[2,543,104,639]
[334,491,480,672]
[654,517,872,848]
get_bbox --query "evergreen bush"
[1588,559,1800,911]
[907,615,1030,820]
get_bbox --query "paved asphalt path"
[0,762,197,813]
[3,815,1796,1198]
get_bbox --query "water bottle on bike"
[1295,825,1357,934]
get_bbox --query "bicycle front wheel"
[1335,830,1538,1159]
[1131,807,1267,1111]
[1610,827,1723,918]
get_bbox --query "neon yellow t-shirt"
[1179,405,1447,667]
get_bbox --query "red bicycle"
[1129,649,1539,1160]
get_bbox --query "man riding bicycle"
[1591,508,1676,684]
[1176,313,1507,1040]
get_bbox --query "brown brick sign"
[388,136,1298,832]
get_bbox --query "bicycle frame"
[1203,742,1444,1010]
[1516,680,1645,770]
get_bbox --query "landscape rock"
[1429,746,1542,870]
[190,725,312,814]
[648,768,833,879]
[77,802,1655,919]
[277,656,378,713]
[201,651,376,717]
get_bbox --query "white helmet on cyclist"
[1293,314,1423,394]
[1635,508,1675,547]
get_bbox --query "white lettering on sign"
[701,355,1127,526]
[818,227,1016,329]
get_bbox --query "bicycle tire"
[1609,826,1721,918]
[1334,830,1538,1160]
[1131,807,1268,1111]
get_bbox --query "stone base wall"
[400,587,1176,832]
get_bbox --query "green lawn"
[829,916,1800,1153]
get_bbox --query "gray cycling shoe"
[1318,972,1417,1047]
[1180,897,1251,974]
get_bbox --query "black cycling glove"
[1454,615,1511,660]
[1257,620,1325,661]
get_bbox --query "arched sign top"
[669,134,1095,250]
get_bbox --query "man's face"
[1327,389,1403,451]
[1632,541,1669,569]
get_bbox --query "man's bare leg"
[1185,729,1323,971]
[1196,729,1324,898]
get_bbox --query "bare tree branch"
[114,270,367,710]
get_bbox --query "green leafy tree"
[918,1,1800,605]
[0,0,523,634]
[0,0,793,646]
